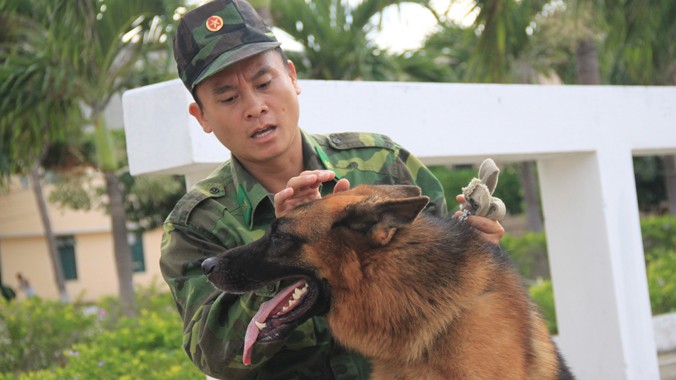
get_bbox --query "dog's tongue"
[243,280,306,366]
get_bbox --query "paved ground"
[661,351,676,380]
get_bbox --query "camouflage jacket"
[160,131,447,380]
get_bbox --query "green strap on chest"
[237,184,253,227]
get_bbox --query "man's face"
[190,50,302,166]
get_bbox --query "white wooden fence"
[123,79,676,379]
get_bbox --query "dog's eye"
[272,234,289,242]
[271,233,296,244]
[269,233,302,256]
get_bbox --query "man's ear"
[287,60,301,95]
[341,196,429,246]
[189,102,212,133]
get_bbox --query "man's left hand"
[454,195,505,245]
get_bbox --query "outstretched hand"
[274,170,350,218]
[454,194,505,245]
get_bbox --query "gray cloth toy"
[459,158,506,222]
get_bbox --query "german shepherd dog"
[202,185,574,379]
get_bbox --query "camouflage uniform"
[160,130,447,379]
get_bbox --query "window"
[56,236,77,280]
[128,232,146,273]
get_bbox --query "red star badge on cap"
[206,15,223,32]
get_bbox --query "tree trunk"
[30,163,69,302]
[576,38,601,85]
[518,161,544,232]
[104,170,136,317]
[92,113,135,315]
[663,155,676,214]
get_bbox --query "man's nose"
[245,95,268,120]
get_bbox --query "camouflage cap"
[173,0,281,91]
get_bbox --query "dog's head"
[201,185,429,364]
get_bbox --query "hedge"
[0,286,202,379]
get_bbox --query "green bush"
[491,164,525,215]
[0,298,97,373]
[11,306,202,380]
[95,281,177,330]
[640,215,676,264]
[500,232,549,280]
[17,349,200,380]
[529,279,558,334]
[428,165,476,212]
[646,248,676,315]
[0,287,203,380]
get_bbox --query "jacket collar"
[231,130,337,228]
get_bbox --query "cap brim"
[192,41,282,89]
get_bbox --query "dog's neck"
[326,216,491,365]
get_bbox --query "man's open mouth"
[251,125,276,139]
[243,279,320,365]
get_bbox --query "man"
[161,0,504,378]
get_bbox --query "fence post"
[539,149,657,378]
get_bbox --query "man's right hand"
[273,170,350,218]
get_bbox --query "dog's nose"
[202,257,218,275]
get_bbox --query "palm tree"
[73,0,179,316]
[271,0,431,80]
[537,0,675,213]
[1,0,177,314]
[396,22,472,82]
[603,0,676,213]
[571,1,602,84]
[404,1,554,231]
[467,0,538,83]
[0,1,86,302]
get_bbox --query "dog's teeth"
[255,321,266,330]
[293,285,308,300]
[282,306,288,312]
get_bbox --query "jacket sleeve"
[394,145,448,218]
[160,205,318,379]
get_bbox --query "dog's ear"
[349,185,422,199]
[369,185,422,199]
[340,196,429,246]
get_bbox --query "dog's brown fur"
[204,185,573,379]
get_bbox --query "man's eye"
[219,96,237,104]
[258,80,272,90]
